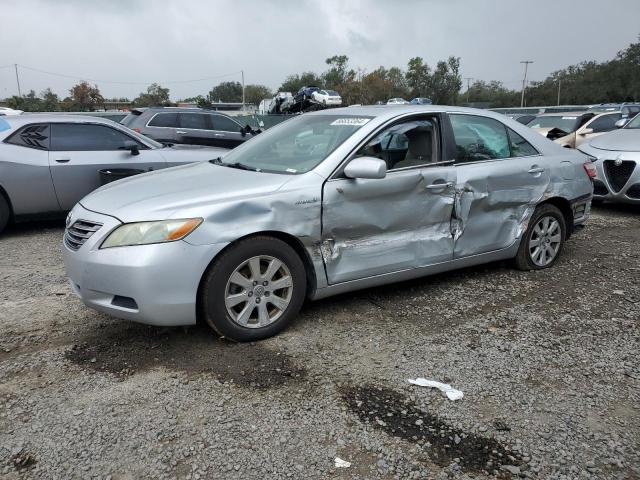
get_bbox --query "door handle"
[176,130,187,134]
[528,167,545,174]
[55,158,70,163]
[426,181,453,190]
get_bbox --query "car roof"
[535,111,591,117]
[0,113,122,127]
[308,104,514,122]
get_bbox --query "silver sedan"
[63,106,593,341]
[0,114,228,233]
[578,114,640,204]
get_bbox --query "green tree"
[462,80,520,107]
[63,81,104,111]
[133,83,170,107]
[323,55,355,90]
[244,84,272,105]
[406,57,430,98]
[208,81,243,102]
[40,88,60,111]
[428,56,462,104]
[278,72,323,94]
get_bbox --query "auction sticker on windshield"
[330,118,370,126]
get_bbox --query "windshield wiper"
[225,162,260,172]
[209,157,260,172]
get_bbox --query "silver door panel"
[321,167,456,284]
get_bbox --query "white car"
[386,98,409,105]
[312,90,342,106]
[0,107,23,116]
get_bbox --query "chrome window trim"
[145,112,241,134]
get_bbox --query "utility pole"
[464,77,473,105]
[241,70,245,111]
[557,79,561,106]
[520,60,533,108]
[14,64,21,97]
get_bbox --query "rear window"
[148,112,179,128]
[4,124,50,150]
[120,114,137,127]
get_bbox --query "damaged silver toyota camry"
[63,106,594,341]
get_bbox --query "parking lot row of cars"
[1,96,639,341]
[0,103,602,341]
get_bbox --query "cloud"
[0,0,638,100]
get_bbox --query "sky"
[1,0,639,101]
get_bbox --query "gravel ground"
[0,204,638,479]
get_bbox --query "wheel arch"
[196,230,318,322]
[539,196,573,238]
[0,183,14,220]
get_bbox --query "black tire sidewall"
[521,205,566,270]
[0,196,9,234]
[202,237,306,342]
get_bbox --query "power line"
[15,64,243,85]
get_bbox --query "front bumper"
[593,157,640,204]
[63,204,227,326]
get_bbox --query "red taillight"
[583,162,596,180]
[133,128,141,133]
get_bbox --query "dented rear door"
[447,113,551,258]
[321,166,456,285]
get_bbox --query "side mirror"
[615,119,627,128]
[344,156,387,179]
[123,140,140,156]
[579,127,594,136]
[240,125,253,136]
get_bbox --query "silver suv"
[121,107,255,148]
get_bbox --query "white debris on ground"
[334,457,351,468]
[408,378,464,401]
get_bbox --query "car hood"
[589,129,640,151]
[80,161,292,223]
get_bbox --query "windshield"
[625,114,640,129]
[527,115,580,133]
[326,90,340,96]
[216,114,372,174]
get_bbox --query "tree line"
[4,36,639,112]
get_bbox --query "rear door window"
[50,123,140,151]
[210,114,240,132]
[507,128,539,157]
[148,112,179,128]
[450,114,510,162]
[179,113,208,130]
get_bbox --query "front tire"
[0,195,10,234]
[199,236,307,342]
[514,204,566,271]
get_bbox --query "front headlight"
[101,218,202,248]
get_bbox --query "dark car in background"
[121,107,255,148]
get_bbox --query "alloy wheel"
[224,255,293,328]
[528,216,562,267]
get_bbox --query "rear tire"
[199,236,307,342]
[514,204,566,271]
[0,195,10,234]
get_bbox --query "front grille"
[593,180,609,196]
[603,160,635,192]
[64,220,103,251]
[627,183,640,199]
